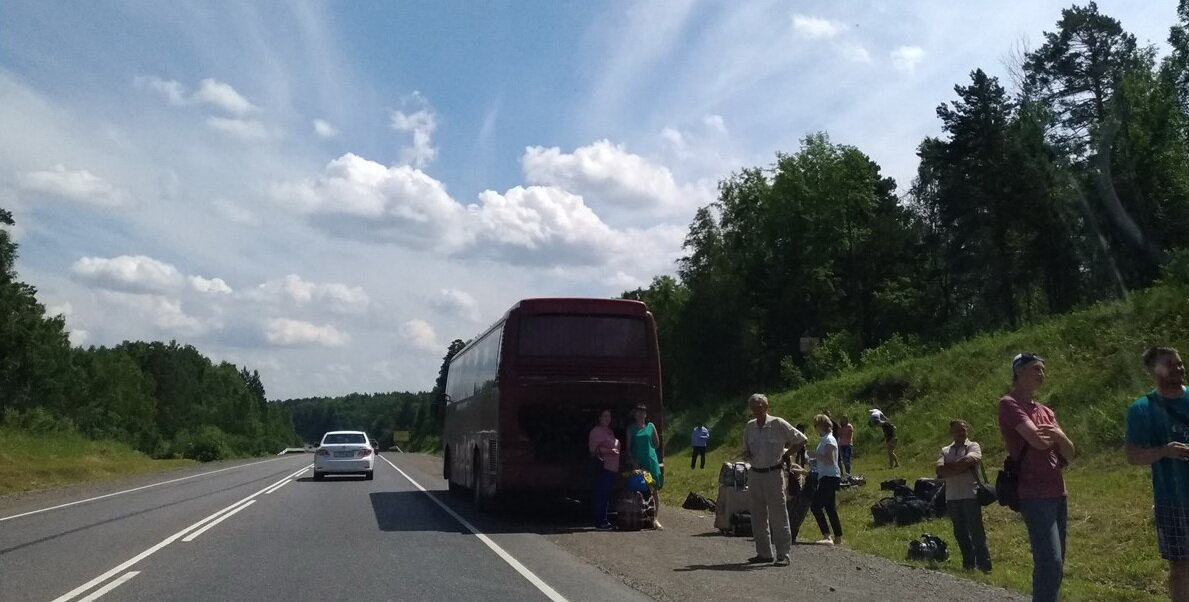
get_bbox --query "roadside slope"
[0,426,194,496]
[661,282,1189,601]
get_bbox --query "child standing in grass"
[1126,346,1189,602]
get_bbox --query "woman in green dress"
[625,404,663,490]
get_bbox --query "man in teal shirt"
[1126,346,1189,601]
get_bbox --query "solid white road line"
[51,464,311,602]
[0,456,290,523]
[379,455,568,602]
[181,500,256,542]
[263,477,295,495]
[76,572,139,602]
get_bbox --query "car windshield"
[323,433,366,445]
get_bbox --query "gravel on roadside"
[395,453,1026,602]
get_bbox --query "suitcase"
[615,489,657,531]
[718,461,750,488]
[714,484,752,533]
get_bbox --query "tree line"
[625,2,1189,409]
[0,208,297,461]
[281,391,437,450]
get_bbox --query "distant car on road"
[314,430,375,480]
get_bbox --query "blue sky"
[0,1,1180,398]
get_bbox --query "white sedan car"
[313,431,375,480]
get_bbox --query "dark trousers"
[811,475,842,538]
[593,468,615,526]
[946,498,991,570]
[839,445,853,476]
[690,446,706,469]
[789,472,817,542]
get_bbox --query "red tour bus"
[441,297,663,507]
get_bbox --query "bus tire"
[472,449,487,512]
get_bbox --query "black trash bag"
[880,478,907,491]
[682,491,716,511]
[893,498,932,526]
[871,497,897,526]
[914,478,947,517]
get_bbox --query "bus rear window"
[518,315,647,358]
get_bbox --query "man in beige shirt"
[741,393,807,566]
[936,419,992,573]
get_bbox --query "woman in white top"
[806,413,843,545]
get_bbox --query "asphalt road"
[0,454,650,602]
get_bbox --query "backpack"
[893,498,932,526]
[728,511,753,537]
[914,478,947,517]
[907,533,949,562]
[871,497,897,526]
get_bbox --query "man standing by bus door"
[691,423,710,469]
[742,394,807,567]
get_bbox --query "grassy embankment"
[0,427,194,496]
[659,282,1189,601]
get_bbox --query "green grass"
[659,282,1189,601]
[0,427,194,495]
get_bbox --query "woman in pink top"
[589,409,620,530]
[998,353,1075,602]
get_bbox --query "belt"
[750,463,784,473]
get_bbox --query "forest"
[0,208,297,460]
[2,2,1187,464]
[625,1,1189,409]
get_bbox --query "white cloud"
[521,140,710,212]
[103,292,208,337]
[468,185,618,265]
[792,14,843,39]
[192,78,257,116]
[72,255,183,293]
[390,92,438,168]
[266,318,349,347]
[703,114,728,134]
[19,165,129,207]
[206,117,278,142]
[68,329,89,347]
[400,319,440,354]
[189,275,233,295]
[133,75,187,105]
[270,153,466,250]
[890,45,926,73]
[659,127,687,155]
[432,288,480,321]
[213,198,257,224]
[135,75,256,115]
[842,43,872,63]
[312,119,338,139]
[251,274,370,315]
[45,302,73,318]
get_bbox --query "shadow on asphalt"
[294,475,368,483]
[367,490,598,536]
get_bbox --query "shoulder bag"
[995,444,1027,512]
[973,460,997,507]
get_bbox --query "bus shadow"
[369,491,595,535]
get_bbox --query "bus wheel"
[472,449,487,512]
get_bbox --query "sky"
[0,1,1180,399]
